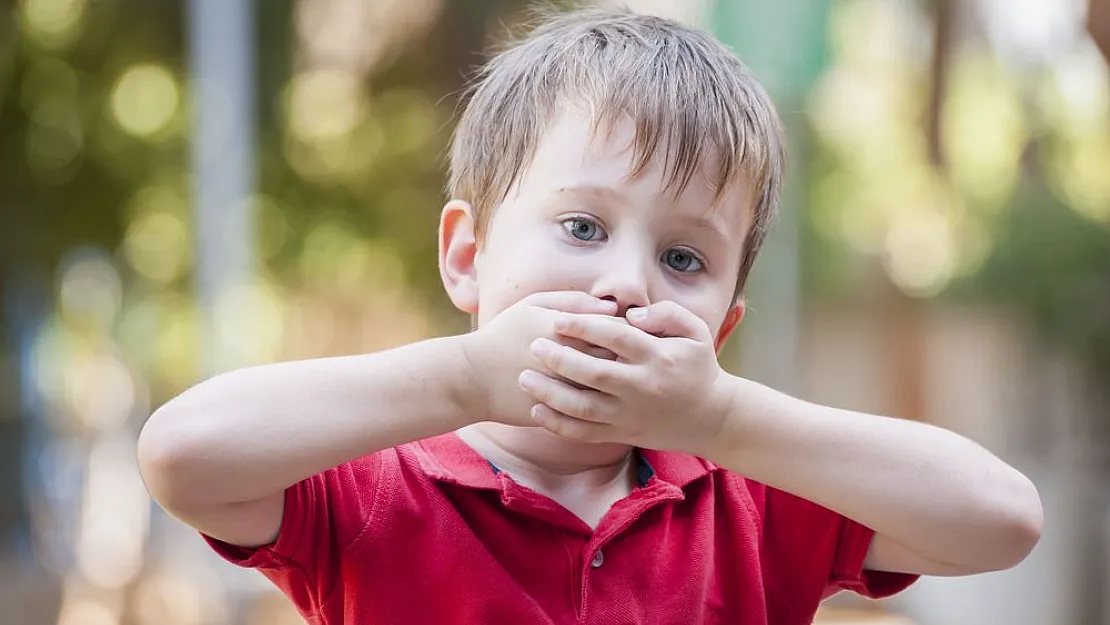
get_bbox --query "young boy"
[138,8,1043,625]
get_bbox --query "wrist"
[698,371,755,463]
[446,333,487,427]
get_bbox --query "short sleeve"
[826,515,920,599]
[753,482,918,617]
[201,452,385,614]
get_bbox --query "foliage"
[952,172,1110,384]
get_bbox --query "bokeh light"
[213,280,287,366]
[56,598,118,625]
[295,0,444,75]
[942,49,1026,207]
[281,69,386,184]
[2,1,1109,623]
[24,60,85,182]
[21,56,80,114]
[18,0,88,49]
[153,299,200,391]
[1041,41,1110,223]
[75,435,149,589]
[57,249,123,329]
[376,87,437,155]
[64,354,136,432]
[808,0,1010,297]
[133,573,202,625]
[298,220,406,296]
[30,319,71,424]
[124,211,191,285]
[109,64,180,139]
[25,105,84,182]
[286,69,364,142]
[883,207,958,297]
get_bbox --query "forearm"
[705,374,1043,570]
[138,335,477,508]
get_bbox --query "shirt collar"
[411,432,717,491]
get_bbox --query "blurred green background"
[1,1,1108,624]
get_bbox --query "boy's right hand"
[459,291,619,427]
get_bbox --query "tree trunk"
[1090,0,1110,63]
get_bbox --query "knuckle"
[571,422,598,442]
[591,369,613,387]
[530,384,550,402]
[611,332,631,351]
[544,347,564,368]
[552,418,583,440]
[561,422,584,439]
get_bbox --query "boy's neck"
[456,423,636,520]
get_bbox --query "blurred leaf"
[951,174,1110,379]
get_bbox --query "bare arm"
[509,300,1042,576]
[137,291,617,548]
[706,376,1043,576]
[137,335,476,547]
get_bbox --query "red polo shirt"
[205,433,917,624]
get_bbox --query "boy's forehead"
[521,111,753,227]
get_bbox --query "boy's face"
[440,111,750,350]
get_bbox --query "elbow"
[983,471,1044,571]
[137,401,215,512]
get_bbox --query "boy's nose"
[591,263,650,317]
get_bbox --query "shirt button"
[590,550,605,568]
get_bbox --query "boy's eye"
[562,217,606,242]
[662,248,703,273]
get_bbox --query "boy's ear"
[438,199,480,315]
[714,301,746,353]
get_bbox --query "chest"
[331,480,773,625]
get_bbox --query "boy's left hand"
[518,300,731,455]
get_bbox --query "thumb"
[626,301,709,340]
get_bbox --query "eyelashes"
[561,216,605,242]
[557,214,708,274]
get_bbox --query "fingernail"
[531,338,550,355]
[519,370,539,389]
[626,308,646,321]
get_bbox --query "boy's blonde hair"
[448,7,786,298]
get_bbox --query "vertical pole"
[188,0,257,375]
[185,0,260,614]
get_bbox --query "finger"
[531,338,629,394]
[558,337,620,362]
[518,369,613,423]
[529,404,613,443]
[553,313,653,362]
[626,301,711,340]
[523,291,618,315]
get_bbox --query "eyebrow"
[678,215,732,248]
[552,184,628,204]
